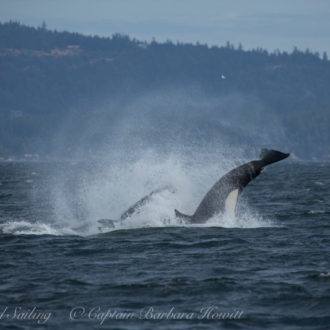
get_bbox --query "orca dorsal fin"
[175,209,193,223]
[97,219,116,227]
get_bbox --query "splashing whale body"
[97,186,175,230]
[98,149,289,230]
[175,149,289,224]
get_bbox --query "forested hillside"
[0,21,329,159]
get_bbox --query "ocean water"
[0,160,329,329]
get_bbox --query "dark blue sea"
[0,160,329,329]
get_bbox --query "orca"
[97,186,175,230]
[175,149,290,224]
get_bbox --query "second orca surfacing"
[175,149,290,224]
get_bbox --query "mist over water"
[0,150,274,237]
[1,89,288,236]
[50,151,275,235]
[51,88,288,159]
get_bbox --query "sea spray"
[35,149,272,235]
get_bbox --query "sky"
[1,0,330,55]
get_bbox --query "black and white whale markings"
[97,149,289,230]
[175,149,290,224]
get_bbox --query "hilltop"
[0,21,329,159]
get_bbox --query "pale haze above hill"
[1,0,330,55]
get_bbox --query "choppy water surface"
[0,160,329,329]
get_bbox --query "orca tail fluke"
[175,209,193,223]
[260,149,290,165]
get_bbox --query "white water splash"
[0,220,76,236]
[2,150,274,236]
[96,184,274,234]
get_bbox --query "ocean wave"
[320,272,330,278]
[308,210,326,214]
[0,220,77,236]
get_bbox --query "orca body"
[175,149,289,224]
[97,186,175,230]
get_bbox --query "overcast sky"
[1,0,330,54]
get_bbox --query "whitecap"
[0,220,78,236]
[320,272,330,278]
[308,210,325,214]
[314,181,324,186]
